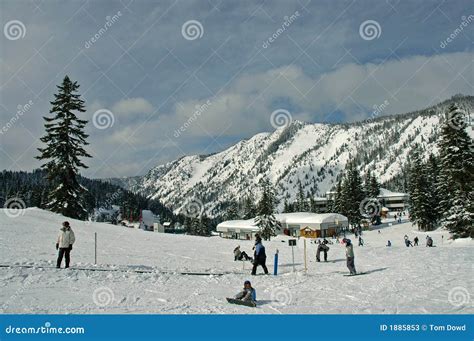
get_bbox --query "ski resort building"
[216,212,348,239]
[377,188,409,211]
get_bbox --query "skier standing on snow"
[343,238,356,275]
[358,236,364,246]
[414,236,419,246]
[234,280,256,302]
[56,221,75,268]
[251,235,269,275]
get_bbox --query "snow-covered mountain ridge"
[111,95,474,216]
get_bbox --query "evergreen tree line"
[0,169,175,223]
[407,104,473,238]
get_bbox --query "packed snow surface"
[1,208,472,314]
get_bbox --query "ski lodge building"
[216,212,348,240]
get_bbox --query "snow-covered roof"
[378,188,408,198]
[217,212,348,232]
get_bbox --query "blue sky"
[1,0,473,178]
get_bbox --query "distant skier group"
[403,234,434,247]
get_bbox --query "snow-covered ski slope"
[1,208,472,314]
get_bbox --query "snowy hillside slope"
[112,95,474,216]
[0,208,472,314]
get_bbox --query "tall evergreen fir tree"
[342,162,366,226]
[224,203,239,221]
[254,180,280,240]
[296,181,308,211]
[36,76,91,219]
[426,153,442,224]
[408,147,435,231]
[333,179,344,214]
[437,104,474,238]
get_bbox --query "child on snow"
[235,280,256,302]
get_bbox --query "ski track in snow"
[0,208,473,314]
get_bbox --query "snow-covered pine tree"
[254,180,280,240]
[426,153,442,224]
[342,162,365,226]
[437,104,474,238]
[243,196,256,219]
[366,169,381,198]
[36,76,91,219]
[295,181,308,211]
[225,203,239,221]
[408,146,435,231]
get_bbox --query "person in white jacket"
[56,221,75,268]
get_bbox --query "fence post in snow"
[94,232,97,265]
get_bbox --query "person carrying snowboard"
[343,238,356,275]
[56,221,75,268]
[251,235,269,275]
[234,280,256,302]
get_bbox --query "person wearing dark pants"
[56,221,75,268]
[343,238,356,275]
[251,235,268,275]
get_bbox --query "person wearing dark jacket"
[251,236,269,275]
[414,236,419,246]
[316,239,329,262]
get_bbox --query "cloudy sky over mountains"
[1,0,473,177]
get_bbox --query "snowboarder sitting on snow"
[235,280,257,302]
[56,221,75,268]
[251,235,269,275]
[405,238,413,247]
[234,245,252,262]
[426,236,433,247]
[386,240,391,247]
[343,238,356,275]
[316,239,330,262]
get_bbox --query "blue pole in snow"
[274,250,279,275]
